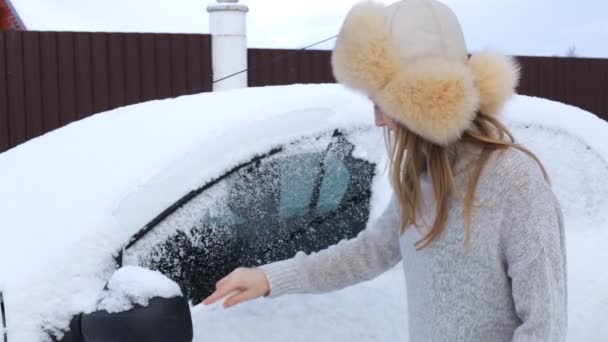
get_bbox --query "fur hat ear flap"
[468,52,521,116]
[378,59,480,146]
[331,1,400,96]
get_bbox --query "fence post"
[207,0,249,91]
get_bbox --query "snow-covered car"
[1,84,607,342]
[0,84,389,342]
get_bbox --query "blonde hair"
[385,112,549,251]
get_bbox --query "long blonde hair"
[386,112,549,251]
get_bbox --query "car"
[0,84,607,342]
[0,84,390,342]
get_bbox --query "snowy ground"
[0,84,606,341]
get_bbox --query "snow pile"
[96,266,182,314]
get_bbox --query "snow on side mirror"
[82,266,193,342]
[55,266,193,342]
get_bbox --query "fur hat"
[331,0,520,146]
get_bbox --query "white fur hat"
[331,0,520,145]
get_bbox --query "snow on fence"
[0,30,607,153]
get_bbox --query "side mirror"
[81,296,192,342]
[55,266,193,342]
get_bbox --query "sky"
[10,0,608,58]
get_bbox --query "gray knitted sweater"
[259,147,567,341]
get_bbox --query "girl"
[203,0,568,340]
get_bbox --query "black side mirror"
[81,296,192,342]
[54,267,193,342]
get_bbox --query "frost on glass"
[124,132,375,302]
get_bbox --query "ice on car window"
[124,131,375,302]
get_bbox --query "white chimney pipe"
[207,0,249,91]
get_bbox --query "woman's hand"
[202,267,270,308]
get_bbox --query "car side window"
[123,131,374,302]
[315,151,351,215]
[278,153,322,219]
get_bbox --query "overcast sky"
[12,0,608,58]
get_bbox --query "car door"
[121,129,376,303]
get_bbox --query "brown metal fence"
[248,48,335,86]
[248,49,608,122]
[0,31,212,153]
[1,35,606,154]
[517,56,608,121]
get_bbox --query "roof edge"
[3,0,26,30]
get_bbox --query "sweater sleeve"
[257,194,403,298]
[501,162,568,341]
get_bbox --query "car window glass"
[315,153,351,215]
[278,153,321,219]
[123,131,375,302]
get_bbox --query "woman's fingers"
[203,274,240,305]
[202,289,224,305]
[201,267,269,308]
[224,289,255,308]
[214,275,230,291]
